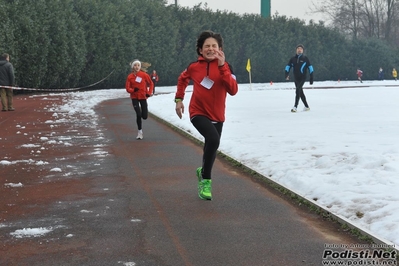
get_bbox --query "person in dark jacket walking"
[378,67,384,80]
[0,53,15,111]
[284,44,314,112]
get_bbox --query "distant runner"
[125,59,154,140]
[357,68,363,83]
[285,44,314,113]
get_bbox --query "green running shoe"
[196,167,202,190]
[199,179,212,200]
[196,167,212,200]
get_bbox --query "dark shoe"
[1,109,6,112]
[8,108,15,111]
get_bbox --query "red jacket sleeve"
[125,74,134,93]
[219,63,238,96]
[175,69,191,100]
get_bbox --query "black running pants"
[294,79,309,108]
[191,115,223,180]
[131,99,148,130]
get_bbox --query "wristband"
[174,98,182,103]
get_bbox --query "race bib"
[135,76,142,83]
[200,77,214,89]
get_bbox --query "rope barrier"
[0,70,114,92]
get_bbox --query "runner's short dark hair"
[196,30,224,55]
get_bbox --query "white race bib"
[135,76,142,83]
[200,77,214,89]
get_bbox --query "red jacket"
[176,56,238,122]
[125,70,154,99]
[151,73,159,82]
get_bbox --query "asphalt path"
[1,96,368,266]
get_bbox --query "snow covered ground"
[1,80,398,249]
[151,80,399,247]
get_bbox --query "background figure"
[150,70,159,95]
[285,44,314,113]
[378,67,384,80]
[392,68,397,81]
[125,59,154,140]
[0,53,15,111]
[357,68,363,83]
[174,30,238,201]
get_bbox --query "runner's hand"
[175,101,184,119]
[214,49,225,66]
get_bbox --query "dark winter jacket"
[285,54,314,82]
[0,59,15,86]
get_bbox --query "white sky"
[166,0,324,22]
[1,80,397,250]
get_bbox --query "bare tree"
[312,0,399,43]
[385,0,396,41]
[312,0,363,39]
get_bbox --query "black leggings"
[152,81,156,94]
[191,116,223,180]
[294,80,309,108]
[131,99,148,130]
